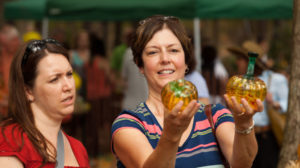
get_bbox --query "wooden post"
[278,0,300,167]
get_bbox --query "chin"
[62,106,74,116]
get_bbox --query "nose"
[62,76,74,92]
[160,50,170,64]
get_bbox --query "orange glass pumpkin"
[161,79,198,112]
[226,52,267,111]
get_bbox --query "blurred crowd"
[0,22,291,167]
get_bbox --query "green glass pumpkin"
[226,52,267,111]
[161,79,198,112]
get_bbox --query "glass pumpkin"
[226,52,267,111]
[161,79,198,112]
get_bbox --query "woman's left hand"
[224,94,263,130]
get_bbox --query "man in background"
[0,23,21,116]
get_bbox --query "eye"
[147,51,157,55]
[67,71,73,77]
[170,49,179,53]
[49,77,58,83]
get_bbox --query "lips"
[61,95,74,105]
[158,69,175,74]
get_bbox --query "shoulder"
[185,71,207,87]
[271,72,288,82]
[0,123,41,164]
[0,124,24,150]
[0,156,24,168]
[210,104,234,126]
[116,103,150,122]
[111,102,157,137]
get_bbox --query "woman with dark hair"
[111,15,263,168]
[0,39,89,167]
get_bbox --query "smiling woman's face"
[140,27,187,93]
[27,52,75,121]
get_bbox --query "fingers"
[231,96,246,116]
[240,98,252,114]
[169,100,199,119]
[181,100,200,118]
[168,100,184,117]
[256,99,264,112]
[225,94,264,118]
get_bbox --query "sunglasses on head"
[139,15,179,26]
[21,38,61,66]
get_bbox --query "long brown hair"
[1,39,69,165]
[131,15,193,70]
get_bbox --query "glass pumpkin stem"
[244,52,258,79]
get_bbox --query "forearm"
[143,133,180,168]
[231,122,258,168]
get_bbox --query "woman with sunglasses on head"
[0,39,90,168]
[111,15,263,168]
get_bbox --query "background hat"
[23,31,41,43]
[228,40,268,70]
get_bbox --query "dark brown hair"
[1,39,69,165]
[131,15,193,70]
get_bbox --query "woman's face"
[140,27,187,93]
[28,53,75,121]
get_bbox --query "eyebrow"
[145,43,181,49]
[47,68,72,77]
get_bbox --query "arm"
[218,95,263,168]
[113,100,200,168]
[0,156,24,168]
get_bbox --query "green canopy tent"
[4,0,293,70]
[46,0,292,20]
[44,0,293,69]
[195,0,292,19]
[4,0,47,20]
[46,0,195,21]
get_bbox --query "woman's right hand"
[162,100,200,142]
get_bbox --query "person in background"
[84,33,112,157]
[0,39,89,167]
[121,29,148,110]
[69,30,91,100]
[228,40,289,168]
[201,45,228,104]
[0,23,21,116]
[111,27,134,77]
[121,47,148,110]
[111,15,263,168]
[50,28,70,50]
[184,49,210,105]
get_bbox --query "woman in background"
[0,39,89,167]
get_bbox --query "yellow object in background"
[73,72,82,90]
[23,31,41,42]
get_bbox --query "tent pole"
[42,17,49,38]
[193,18,201,72]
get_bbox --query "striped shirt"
[111,102,234,168]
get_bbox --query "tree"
[278,0,300,167]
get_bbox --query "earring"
[185,67,189,74]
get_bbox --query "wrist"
[235,120,255,135]
[161,131,181,144]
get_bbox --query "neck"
[31,104,62,143]
[146,89,165,117]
